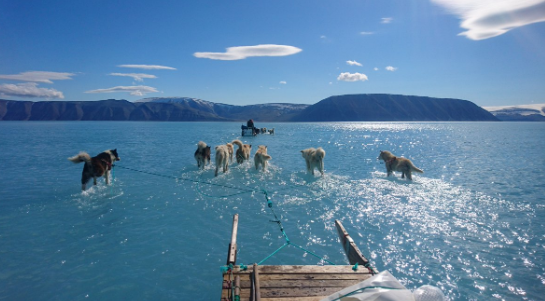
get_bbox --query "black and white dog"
[68,149,120,190]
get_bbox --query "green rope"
[117,164,374,271]
[257,190,336,266]
[115,165,257,196]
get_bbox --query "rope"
[257,190,336,266]
[115,164,257,197]
[115,163,374,270]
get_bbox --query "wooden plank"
[227,214,239,265]
[231,265,373,274]
[253,263,261,301]
[241,279,364,289]
[235,276,240,301]
[236,286,346,298]
[335,219,371,266]
[255,273,372,281]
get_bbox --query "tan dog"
[377,150,423,180]
[301,147,326,176]
[215,144,230,176]
[254,145,272,171]
[226,143,234,163]
[231,140,252,164]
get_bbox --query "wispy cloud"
[194,44,302,60]
[117,64,176,70]
[0,82,64,99]
[337,72,369,82]
[0,71,75,84]
[381,17,393,24]
[430,0,545,40]
[85,85,158,96]
[374,67,379,71]
[386,66,397,71]
[347,60,363,67]
[360,31,375,35]
[279,81,287,84]
[109,73,157,82]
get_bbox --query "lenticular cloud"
[431,0,545,40]
[194,44,302,60]
[0,82,64,99]
[85,85,158,96]
[337,72,369,82]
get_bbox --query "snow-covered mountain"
[484,104,545,121]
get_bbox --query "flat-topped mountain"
[291,94,498,121]
[0,94,499,121]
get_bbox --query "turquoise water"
[1,121,544,300]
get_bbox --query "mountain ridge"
[0,94,499,121]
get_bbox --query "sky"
[1,0,545,107]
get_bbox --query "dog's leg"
[215,165,219,177]
[105,170,110,185]
[406,171,412,180]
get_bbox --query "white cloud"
[0,71,75,84]
[109,73,157,82]
[279,81,287,84]
[0,82,64,99]
[374,67,379,71]
[386,66,397,71]
[347,60,363,66]
[337,72,369,82]
[320,35,327,39]
[194,44,302,60]
[360,31,375,35]
[85,85,158,96]
[118,64,176,70]
[381,17,393,24]
[430,0,545,40]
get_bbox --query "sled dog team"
[68,145,423,190]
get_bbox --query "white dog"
[301,147,326,176]
[254,145,272,171]
[231,140,252,164]
[215,144,230,176]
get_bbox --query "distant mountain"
[0,94,499,121]
[484,104,545,121]
[291,94,499,121]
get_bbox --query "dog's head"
[110,149,121,161]
[377,150,392,162]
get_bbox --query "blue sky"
[1,0,544,107]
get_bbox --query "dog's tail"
[410,162,424,173]
[231,139,243,148]
[197,141,207,150]
[68,152,91,164]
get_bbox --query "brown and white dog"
[377,150,423,180]
[215,144,231,176]
[68,149,120,191]
[254,145,272,171]
[194,141,211,169]
[301,147,326,176]
[232,139,252,164]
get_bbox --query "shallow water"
[0,121,544,300]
